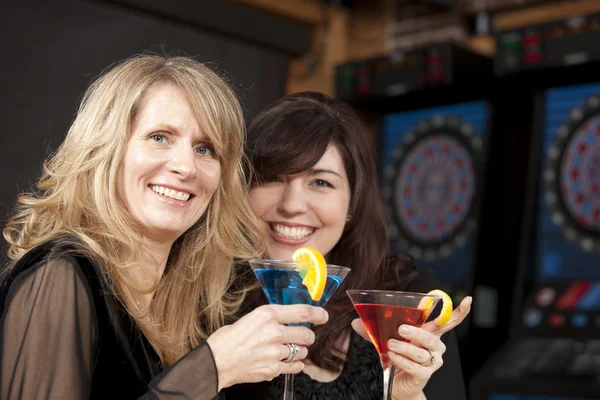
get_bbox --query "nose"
[167,146,197,180]
[277,181,308,215]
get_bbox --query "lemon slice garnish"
[426,289,453,326]
[292,246,327,302]
[417,296,435,319]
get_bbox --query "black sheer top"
[224,269,467,400]
[0,239,221,399]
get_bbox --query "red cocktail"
[347,290,441,400]
[353,304,427,367]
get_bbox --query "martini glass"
[346,290,441,400]
[249,259,350,400]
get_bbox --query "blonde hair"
[3,54,264,365]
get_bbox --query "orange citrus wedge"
[292,246,327,302]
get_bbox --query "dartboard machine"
[335,42,505,383]
[335,43,493,307]
[336,42,493,296]
[470,13,600,400]
[379,103,486,304]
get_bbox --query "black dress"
[0,239,221,399]
[224,269,467,400]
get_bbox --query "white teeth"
[151,185,191,201]
[271,223,314,239]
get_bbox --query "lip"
[266,221,316,246]
[148,184,194,206]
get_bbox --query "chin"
[143,225,189,242]
[268,248,294,261]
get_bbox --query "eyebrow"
[309,168,343,178]
[153,123,181,134]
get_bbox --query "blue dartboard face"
[545,94,600,252]
[394,134,475,242]
[382,116,483,260]
[560,115,600,232]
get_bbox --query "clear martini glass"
[249,259,351,400]
[346,289,441,400]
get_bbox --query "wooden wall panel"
[494,0,600,30]
[286,7,349,97]
[235,0,324,25]
[240,0,600,97]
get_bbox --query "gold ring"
[422,349,436,367]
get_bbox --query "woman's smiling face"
[118,83,221,245]
[248,144,351,260]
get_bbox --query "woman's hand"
[351,296,472,399]
[420,295,472,336]
[387,323,447,399]
[207,304,328,390]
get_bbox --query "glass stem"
[382,363,396,400]
[283,373,294,400]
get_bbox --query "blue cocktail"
[249,259,350,400]
[254,268,345,304]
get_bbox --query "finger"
[268,304,329,326]
[388,339,438,365]
[279,361,305,375]
[278,344,308,361]
[423,296,472,335]
[398,325,446,352]
[280,325,316,346]
[351,318,371,342]
[388,352,433,381]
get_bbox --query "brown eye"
[314,179,333,188]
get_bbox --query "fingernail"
[388,339,399,351]
[463,296,473,307]
[399,325,410,335]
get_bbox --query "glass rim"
[346,289,442,299]
[249,258,350,272]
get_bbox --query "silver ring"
[422,349,436,367]
[283,343,300,363]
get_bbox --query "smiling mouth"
[150,185,194,202]
[268,222,315,240]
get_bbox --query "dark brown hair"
[245,91,417,370]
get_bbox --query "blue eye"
[195,145,214,156]
[150,134,166,143]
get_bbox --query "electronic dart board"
[335,44,504,387]
[471,12,600,399]
[380,102,488,303]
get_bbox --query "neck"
[130,237,173,308]
[140,237,173,278]
[302,330,351,382]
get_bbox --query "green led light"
[503,40,520,50]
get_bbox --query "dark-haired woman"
[225,92,472,400]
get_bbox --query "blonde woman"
[0,55,327,399]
